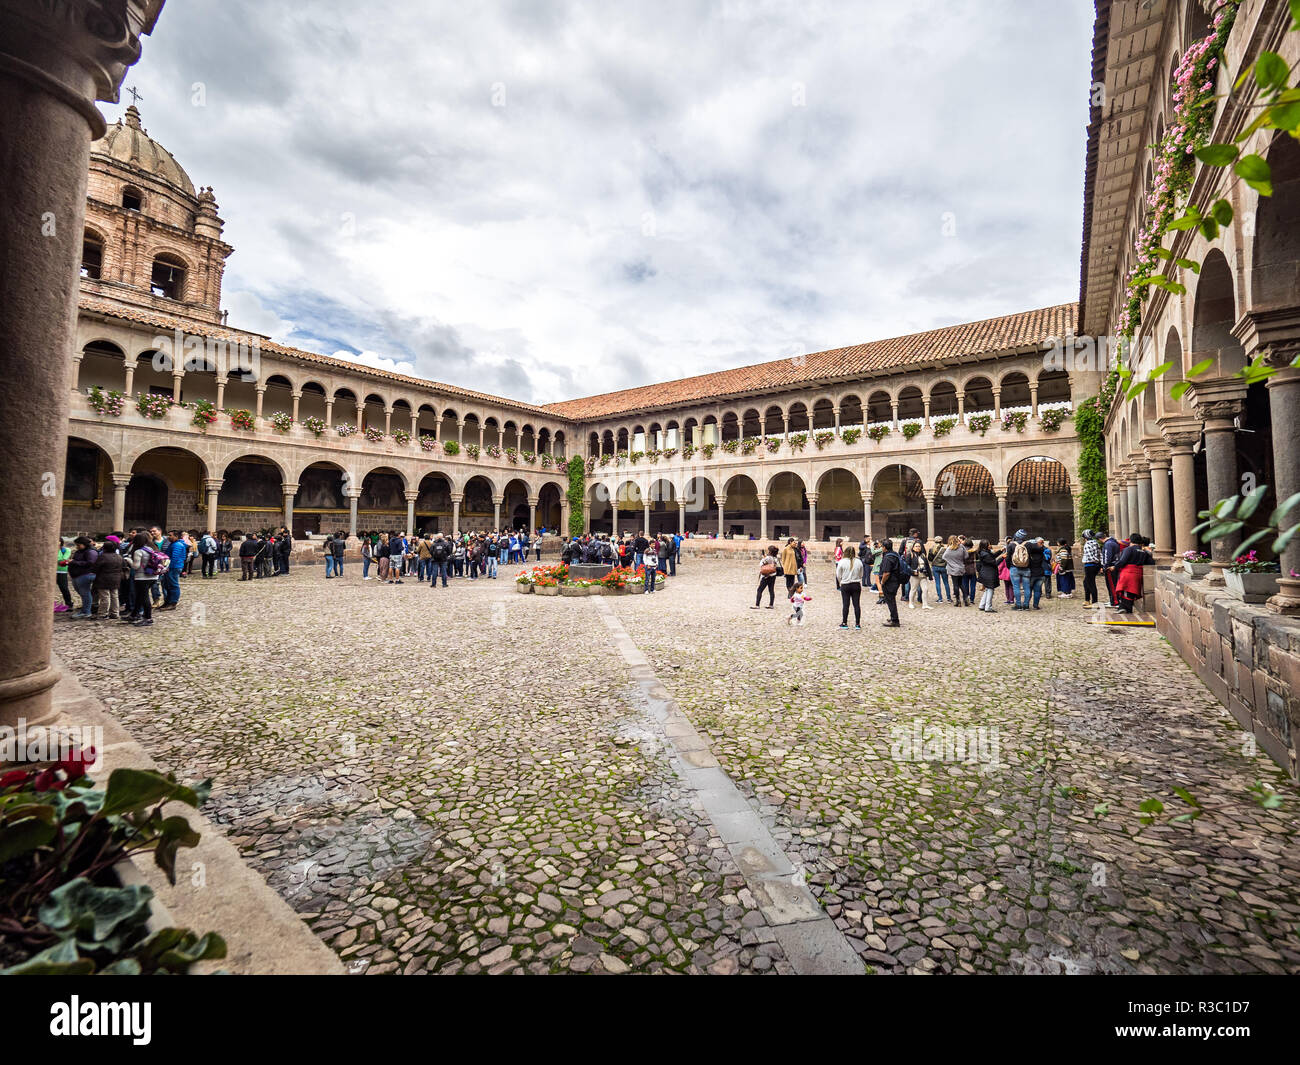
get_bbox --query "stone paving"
[52,558,1300,974]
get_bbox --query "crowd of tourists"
[750,527,1153,628]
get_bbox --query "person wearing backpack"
[276,526,293,576]
[430,535,451,588]
[752,545,780,609]
[878,539,903,627]
[158,532,186,609]
[1008,530,1032,610]
[92,538,124,619]
[199,530,218,579]
[127,531,159,626]
[895,539,913,603]
[1054,538,1075,598]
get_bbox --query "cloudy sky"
[108,0,1095,405]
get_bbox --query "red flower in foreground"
[58,746,96,781]
[0,768,33,791]
[32,768,66,792]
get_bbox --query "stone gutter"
[45,656,344,975]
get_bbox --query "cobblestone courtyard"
[53,559,1300,974]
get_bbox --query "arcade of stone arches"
[586,457,1075,543]
[60,442,567,537]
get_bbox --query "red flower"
[32,768,66,792]
[58,746,96,781]
[0,768,34,791]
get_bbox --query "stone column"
[1266,362,1300,612]
[758,492,769,541]
[405,490,418,536]
[995,486,1009,543]
[956,390,966,421]
[1145,445,1173,560]
[1191,388,1246,581]
[348,489,360,538]
[1159,434,1196,553]
[890,401,899,430]
[583,500,592,535]
[923,489,936,541]
[497,426,505,450]
[782,414,790,440]
[411,409,419,438]
[204,478,222,532]
[529,496,539,537]
[478,423,485,449]
[611,495,619,539]
[123,360,136,397]
[560,496,570,537]
[171,368,184,403]
[922,397,930,428]
[1029,383,1039,419]
[384,408,393,437]
[861,490,873,539]
[717,494,726,537]
[354,401,364,432]
[450,493,462,535]
[677,500,686,537]
[1135,465,1154,541]
[642,500,650,535]
[71,353,82,391]
[832,406,841,435]
[325,398,334,428]
[806,491,818,541]
[492,495,502,529]
[281,482,298,531]
[0,0,162,730]
[457,420,465,445]
[111,473,132,531]
[1068,483,1083,541]
[215,375,226,411]
[992,386,1002,421]
[1125,469,1140,537]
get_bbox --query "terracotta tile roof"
[77,296,559,419]
[902,459,1068,499]
[544,303,1078,421]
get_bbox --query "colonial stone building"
[64,109,1093,546]
[1083,0,1300,775]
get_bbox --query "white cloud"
[109,0,1095,405]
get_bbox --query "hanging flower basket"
[87,386,124,417]
[1001,411,1028,433]
[335,422,358,437]
[764,437,782,453]
[967,414,991,436]
[486,444,502,459]
[229,408,255,432]
[840,427,862,445]
[393,428,411,446]
[867,425,890,442]
[443,440,460,455]
[271,411,294,433]
[901,422,922,440]
[1039,407,1070,433]
[191,399,218,431]
[364,426,385,443]
[814,431,835,450]
[787,433,808,453]
[932,417,957,438]
[419,435,437,452]
[303,416,326,437]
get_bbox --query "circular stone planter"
[1224,570,1279,604]
[559,584,589,597]
[535,585,560,596]
[515,582,533,593]
[1183,562,1212,578]
[587,584,606,595]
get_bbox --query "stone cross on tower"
[126,84,143,105]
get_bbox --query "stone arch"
[1190,248,1245,376]
[897,385,924,425]
[78,339,127,392]
[870,463,924,539]
[1006,456,1074,542]
[62,437,115,532]
[839,393,864,428]
[866,389,892,425]
[933,459,996,542]
[127,445,210,531]
[962,375,995,416]
[219,451,288,483]
[1251,132,1300,310]
[999,370,1032,411]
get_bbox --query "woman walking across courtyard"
[942,535,968,607]
[779,537,799,596]
[753,545,779,609]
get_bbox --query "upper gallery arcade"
[65,106,1096,542]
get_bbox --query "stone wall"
[1157,571,1300,781]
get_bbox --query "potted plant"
[303,415,326,437]
[229,408,255,432]
[867,424,890,443]
[135,392,171,419]
[813,431,835,450]
[191,399,219,431]
[932,417,957,438]
[364,426,385,443]
[968,414,992,436]
[271,411,294,433]
[840,427,862,445]
[86,385,124,417]
[901,422,922,440]
[419,435,438,452]
[534,576,560,596]
[393,428,411,446]
[1224,551,1279,603]
[515,571,534,593]
[1181,550,1212,578]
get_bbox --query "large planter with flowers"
[559,583,589,597]
[515,582,533,594]
[1224,552,1279,603]
[535,584,559,596]
[1224,571,1277,604]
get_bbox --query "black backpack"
[896,551,912,579]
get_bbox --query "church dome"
[90,105,195,197]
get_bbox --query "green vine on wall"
[1074,398,1109,532]
[566,455,585,537]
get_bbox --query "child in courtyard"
[788,581,811,626]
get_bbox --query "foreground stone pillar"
[861,490,872,539]
[758,492,769,541]
[348,490,360,538]
[995,487,1008,543]
[1146,446,1173,560]
[405,490,417,536]
[559,497,570,537]
[1192,389,1245,582]
[716,495,726,537]
[1125,474,1139,539]
[1266,364,1300,612]
[0,0,163,731]
[923,489,936,541]
[806,491,818,541]
[112,474,131,531]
